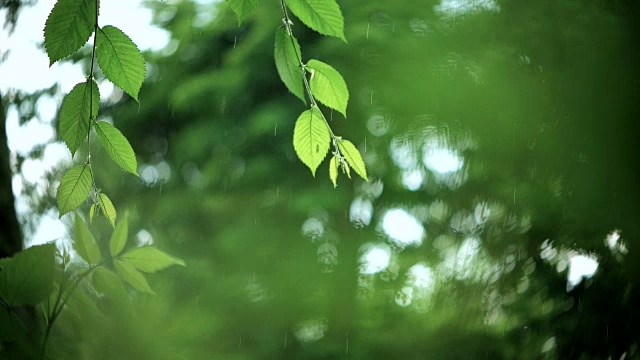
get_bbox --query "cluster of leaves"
[228,0,368,186]
[1,0,185,356]
[0,214,184,353]
[45,0,143,222]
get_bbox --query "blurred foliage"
[2,0,640,358]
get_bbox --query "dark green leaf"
[44,0,97,65]
[58,80,100,155]
[74,213,101,265]
[285,0,346,42]
[95,121,138,175]
[293,106,330,176]
[0,244,56,307]
[120,246,185,273]
[0,307,26,341]
[56,164,93,217]
[96,25,146,101]
[275,27,306,103]
[306,59,349,117]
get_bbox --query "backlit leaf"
[95,121,138,175]
[74,213,101,265]
[59,80,99,156]
[57,164,93,217]
[226,0,262,24]
[98,193,116,228]
[306,59,349,117]
[284,0,346,42]
[109,215,128,257]
[96,25,146,101]
[275,27,305,103]
[329,155,339,188]
[0,244,56,307]
[44,0,97,65]
[337,139,367,181]
[293,106,330,176]
[114,259,154,294]
[120,246,185,273]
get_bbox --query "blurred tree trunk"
[0,97,39,360]
[0,96,22,257]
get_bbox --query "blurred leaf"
[58,80,99,155]
[0,244,56,307]
[285,0,346,42]
[57,164,93,217]
[0,307,26,341]
[114,259,154,294]
[97,193,116,228]
[43,0,96,65]
[92,267,127,300]
[74,213,101,265]
[120,246,185,273]
[274,27,306,103]
[96,25,146,101]
[306,59,349,117]
[226,0,262,25]
[293,106,330,176]
[95,121,138,176]
[337,139,367,181]
[64,283,104,321]
[109,215,128,257]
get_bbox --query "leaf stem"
[39,263,102,359]
[87,0,99,208]
[278,0,338,141]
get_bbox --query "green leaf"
[92,267,127,300]
[284,0,346,42]
[63,283,104,321]
[43,0,97,65]
[120,246,185,273]
[56,164,93,217]
[95,121,138,175]
[58,80,100,156]
[109,215,128,257]
[0,244,56,307]
[0,307,26,341]
[226,0,262,24]
[306,59,349,117]
[96,25,146,101]
[74,213,101,265]
[329,155,339,188]
[337,139,368,181]
[274,27,306,103]
[97,193,116,227]
[89,203,97,224]
[114,259,154,294]
[293,106,330,176]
